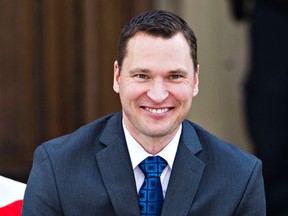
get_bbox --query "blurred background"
[0,0,251,183]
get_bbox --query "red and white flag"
[0,176,26,216]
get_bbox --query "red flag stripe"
[0,200,23,216]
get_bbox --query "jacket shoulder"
[184,120,261,169]
[38,112,121,158]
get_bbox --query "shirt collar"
[123,121,181,170]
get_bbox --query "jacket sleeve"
[22,145,63,216]
[234,159,266,215]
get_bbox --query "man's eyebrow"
[128,68,150,74]
[127,68,189,75]
[169,69,189,75]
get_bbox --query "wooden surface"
[0,0,152,183]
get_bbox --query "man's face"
[113,32,199,141]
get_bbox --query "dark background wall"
[0,0,152,183]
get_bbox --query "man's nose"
[147,80,169,103]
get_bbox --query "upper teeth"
[145,108,169,114]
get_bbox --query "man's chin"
[141,127,174,138]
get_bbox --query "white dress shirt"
[123,122,181,198]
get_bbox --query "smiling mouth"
[143,107,171,114]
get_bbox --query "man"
[22,10,266,215]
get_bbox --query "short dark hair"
[116,10,198,71]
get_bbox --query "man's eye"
[136,74,147,79]
[170,74,181,79]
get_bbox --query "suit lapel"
[161,121,205,216]
[95,114,205,216]
[96,113,140,216]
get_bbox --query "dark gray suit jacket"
[22,112,266,215]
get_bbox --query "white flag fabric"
[0,175,26,215]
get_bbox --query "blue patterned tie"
[138,156,168,216]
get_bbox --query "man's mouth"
[144,107,170,114]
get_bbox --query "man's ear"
[193,64,200,96]
[113,61,120,93]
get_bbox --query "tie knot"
[139,156,167,178]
